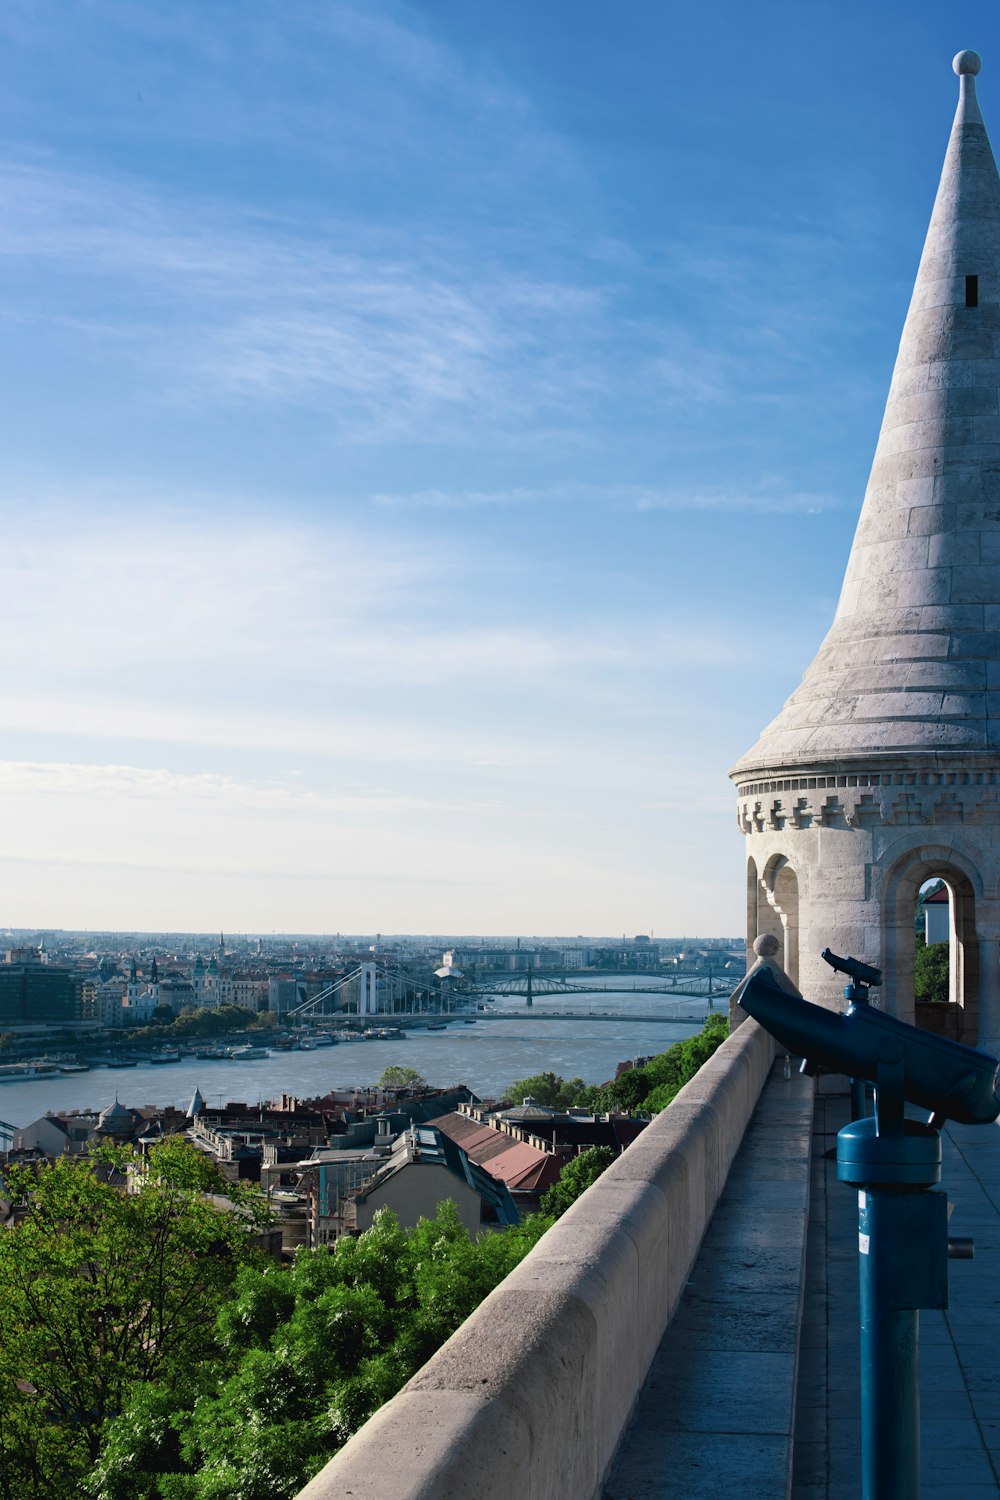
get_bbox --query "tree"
[91,1202,554,1500]
[0,1140,271,1497]
[586,1013,730,1117]
[377,1065,427,1092]
[503,1072,598,1110]
[541,1147,615,1218]
[914,932,950,1004]
[150,1003,175,1026]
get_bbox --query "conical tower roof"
[734,51,1000,780]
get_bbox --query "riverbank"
[0,988,716,1127]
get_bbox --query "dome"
[97,1099,135,1134]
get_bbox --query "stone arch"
[753,853,800,988]
[745,856,759,963]
[881,844,982,1042]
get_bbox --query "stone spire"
[734,50,1000,779]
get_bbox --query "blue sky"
[0,1,995,936]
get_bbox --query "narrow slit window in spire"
[966,275,979,307]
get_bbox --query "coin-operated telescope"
[733,956,1000,1500]
[734,958,1000,1126]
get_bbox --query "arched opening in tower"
[748,854,800,989]
[882,853,981,1045]
[915,878,951,1004]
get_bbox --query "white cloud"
[0,156,602,438]
[371,479,838,514]
[0,759,486,819]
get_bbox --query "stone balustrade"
[297,1016,775,1500]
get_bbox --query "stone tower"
[731,51,1000,1053]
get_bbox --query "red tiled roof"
[429,1111,560,1191]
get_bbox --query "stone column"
[976,934,1000,1055]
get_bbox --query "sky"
[0,0,997,938]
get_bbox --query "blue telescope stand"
[734,964,999,1500]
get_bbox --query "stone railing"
[297,1016,775,1500]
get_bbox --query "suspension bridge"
[470,969,734,1006]
[284,959,735,1019]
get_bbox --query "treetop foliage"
[376,1065,427,1092]
[505,1011,729,1117]
[540,1147,615,1218]
[0,1139,273,1499]
[89,1203,552,1500]
[914,931,950,1004]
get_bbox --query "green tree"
[590,1013,730,1116]
[540,1147,615,1218]
[503,1072,598,1110]
[0,1140,270,1497]
[914,932,950,1004]
[91,1202,553,1500]
[377,1065,427,1092]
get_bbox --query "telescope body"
[735,966,1000,1126]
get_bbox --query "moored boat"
[0,1064,44,1081]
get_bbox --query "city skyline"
[2,3,996,933]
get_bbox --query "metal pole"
[858,1191,920,1500]
[838,1054,946,1500]
[846,980,871,1121]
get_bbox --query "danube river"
[0,984,725,1129]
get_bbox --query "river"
[0,983,725,1128]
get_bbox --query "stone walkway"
[793,1091,1000,1500]
[605,1057,815,1499]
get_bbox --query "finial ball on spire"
[954,50,982,77]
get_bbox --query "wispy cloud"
[372,479,838,514]
[0,156,610,437]
[0,759,489,820]
[0,490,790,707]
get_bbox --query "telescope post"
[837,1052,947,1500]
[845,978,872,1120]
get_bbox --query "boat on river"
[228,1045,269,1061]
[0,1063,52,1082]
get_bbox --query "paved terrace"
[606,1068,1000,1500]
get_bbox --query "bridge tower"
[732,52,1000,1053]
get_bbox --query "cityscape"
[0,928,743,1034]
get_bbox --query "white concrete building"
[732,52,1000,1052]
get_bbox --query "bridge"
[286,960,734,1019]
[468,1008,710,1024]
[364,1008,711,1027]
[470,969,733,1005]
